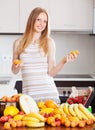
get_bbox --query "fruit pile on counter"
[0,94,95,129]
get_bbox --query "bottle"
[87,106,92,113]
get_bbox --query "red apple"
[55,120,61,126]
[86,119,94,125]
[44,113,49,118]
[18,111,25,115]
[0,116,9,123]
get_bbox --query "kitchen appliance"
[54,74,93,79]
[93,8,95,34]
[54,74,94,99]
[54,74,95,112]
[0,76,17,98]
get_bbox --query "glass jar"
[0,100,6,117]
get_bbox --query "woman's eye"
[36,18,40,21]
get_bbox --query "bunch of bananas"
[22,112,45,127]
[60,103,95,121]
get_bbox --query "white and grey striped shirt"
[20,42,60,103]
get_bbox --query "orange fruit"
[10,120,16,128]
[61,116,68,125]
[4,122,11,129]
[16,120,22,127]
[70,50,79,55]
[22,121,26,127]
[53,108,64,115]
[74,50,79,55]
[46,116,55,125]
[13,59,22,65]
[64,120,71,127]
[37,101,46,108]
[44,100,58,109]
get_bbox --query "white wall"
[51,32,95,74]
[0,33,95,78]
[0,35,20,77]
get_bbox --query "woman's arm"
[11,39,22,74]
[48,38,77,77]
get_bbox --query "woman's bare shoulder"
[48,37,55,46]
[13,37,22,47]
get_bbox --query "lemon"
[4,106,19,116]
[13,114,24,120]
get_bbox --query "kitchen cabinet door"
[20,0,49,33]
[49,0,93,32]
[0,0,19,33]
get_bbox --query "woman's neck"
[32,33,41,43]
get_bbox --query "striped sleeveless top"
[20,42,60,103]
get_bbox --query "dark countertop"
[0,123,95,130]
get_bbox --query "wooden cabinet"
[19,0,49,33]
[0,0,19,33]
[49,0,93,32]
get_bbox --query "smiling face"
[34,12,48,33]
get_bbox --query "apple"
[7,115,12,120]
[55,120,61,126]
[48,112,54,117]
[18,111,25,115]
[86,119,94,125]
[0,116,9,123]
[44,113,50,118]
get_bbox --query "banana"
[60,103,65,109]
[63,103,70,115]
[78,108,88,120]
[26,121,45,127]
[78,104,95,121]
[73,104,82,120]
[22,116,40,122]
[26,112,45,122]
[69,104,76,116]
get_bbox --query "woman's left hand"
[66,52,77,62]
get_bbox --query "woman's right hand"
[12,59,23,74]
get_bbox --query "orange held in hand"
[13,59,22,65]
[70,50,79,55]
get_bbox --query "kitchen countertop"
[0,74,95,82]
[54,74,95,81]
[0,123,95,130]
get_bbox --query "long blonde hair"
[18,7,49,55]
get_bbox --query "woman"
[12,7,77,103]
